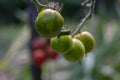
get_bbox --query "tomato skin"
[35,9,64,38]
[62,39,85,62]
[32,38,51,51]
[33,50,46,66]
[32,38,42,50]
[46,46,58,60]
[50,35,73,53]
[74,31,95,53]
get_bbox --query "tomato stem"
[58,3,64,13]
[81,0,90,7]
[31,0,47,12]
[71,0,95,36]
[57,30,71,38]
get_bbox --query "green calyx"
[31,0,47,12]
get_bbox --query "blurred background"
[0,0,120,80]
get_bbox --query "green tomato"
[35,9,64,38]
[74,31,95,53]
[62,39,85,62]
[50,35,73,53]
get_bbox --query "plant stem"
[58,3,63,13]
[57,30,71,37]
[71,0,95,36]
[31,0,47,12]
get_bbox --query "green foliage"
[0,0,28,24]
[17,64,32,80]
[114,63,120,73]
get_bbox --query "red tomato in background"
[46,46,58,60]
[32,38,42,50]
[33,49,47,66]
[46,39,50,45]
[32,38,48,50]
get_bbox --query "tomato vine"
[31,0,95,37]
[31,0,47,12]
[31,0,96,63]
[71,0,95,36]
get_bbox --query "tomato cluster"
[32,38,58,66]
[50,31,95,62]
[34,2,95,63]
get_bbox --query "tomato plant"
[74,31,95,53]
[35,9,64,38]
[32,0,95,63]
[62,39,85,62]
[50,35,73,53]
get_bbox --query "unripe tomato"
[74,31,95,53]
[46,46,58,60]
[33,49,47,66]
[62,39,85,62]
[50,35,73,53]
[35,9,64,38]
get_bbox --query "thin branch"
[58,3,64,13]
[31,0,47,12]
[81,0,90,6]
[71,0,95,36]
